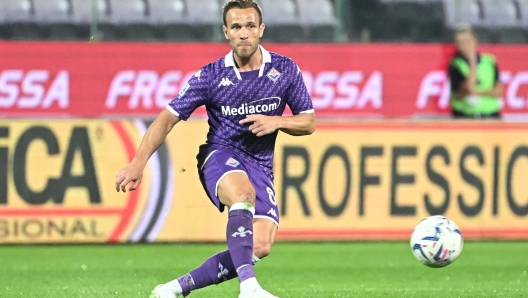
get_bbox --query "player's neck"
[234,47,263,72]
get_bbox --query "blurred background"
[1,0,527,43]
[1,1,528,297]
[0,0,527,243]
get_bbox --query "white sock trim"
[252,254,261,264]
[230,202,255,215]
[236,264,251,272]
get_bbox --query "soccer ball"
[410,215,463,268]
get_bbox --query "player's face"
[223,7,265,60]
[455,32,477,55]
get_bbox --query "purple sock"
[177,250,237,295]
[227,208,255,283]
[175,205,255,294]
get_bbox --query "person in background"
[448,25,503,119]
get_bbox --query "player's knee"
[253,242,273,259]
[237,190,256,206]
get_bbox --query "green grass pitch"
[0,242,527,297]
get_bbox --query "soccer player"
[115,0,315,297]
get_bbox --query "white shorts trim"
[254,215,279,228]
[200,150,218,170]
[215,170,248,197]
[300,109,315,114]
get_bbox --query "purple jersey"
[167,46,314,177]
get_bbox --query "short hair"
[454,23,477,39]
[222,0,263,26]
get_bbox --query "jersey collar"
[224,45,272,80]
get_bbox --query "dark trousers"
[452,110,501,119]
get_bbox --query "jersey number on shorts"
[266,187,277,206]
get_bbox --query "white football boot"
[149,284,178,298]
[238,287,279,298]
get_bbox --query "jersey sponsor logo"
[225,157,240,168]
[266,68,282,82]
[221,97,281,116]
[218,78,235,87]
[232,226,253,237]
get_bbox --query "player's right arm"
[115,109,180,192]
[115,65,209,192]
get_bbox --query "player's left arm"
[241,61,315,137]
[240,112,315,137]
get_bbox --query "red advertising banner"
[0,41,527,118]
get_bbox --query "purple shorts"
[197,148,280,226]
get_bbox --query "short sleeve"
[167,67,209,120]
[494,62,500,83]
[285,62,314,115]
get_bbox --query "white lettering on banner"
[416,71,450,109]
[130,71,158,109]
[302,71,383,110]
[0,70,69,109]
[504,72,528,109]
[416,71,528,110]
[105,70,196,109]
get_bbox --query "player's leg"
[252,217,277,260]
[237,218,279,298]
[152,150,278,297]
[155,218,276,297]
[216,167,279,297]
[216,172,267,296]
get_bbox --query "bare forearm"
[477,82,503,97]
[279,113,316,136]
[134,109,180,166]
[467,61,477,88]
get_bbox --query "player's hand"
[460,43,477,65]
[115,160,144,192]
[240,114,281,137]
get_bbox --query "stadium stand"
[297,0,338,42]
[1,0,40,40]
[482,0,527,43]
[442,0,528,43]
[0,0,527,43]
[185,0,222,41]
[106,0,153,41]
[259,0,305,42]
[443,0,495,42]
[381,0,445,42]
[32,0,78,40]
[521,0,528,28]
[70,0,115,40]
[149,0,194,41]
